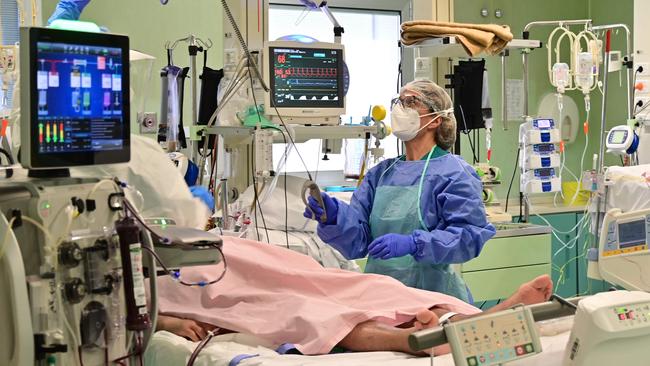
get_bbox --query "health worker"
[304,79,495,302]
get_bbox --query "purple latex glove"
[302,192,338,225]
[368,233,417,260]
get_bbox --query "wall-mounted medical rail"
[194,123,390,146]
[405,36,542,132]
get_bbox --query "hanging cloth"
[452,59,486,131]
[198,50,224,150]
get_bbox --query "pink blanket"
[156,237,480,355]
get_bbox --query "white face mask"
[390,105,453,142]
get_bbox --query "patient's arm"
[157,314,218,341]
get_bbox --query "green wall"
[454,0,633,202]
[41,0,224,133]
[40,0,634,188]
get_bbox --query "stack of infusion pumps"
[519,118,562,194]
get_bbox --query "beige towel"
[401,20,514,56]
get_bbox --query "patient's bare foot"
[414,309,438,330]
[408,310,451,356]
[500,275,553,309]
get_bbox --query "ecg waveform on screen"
[274,67,338,79]
[271,48,342,106]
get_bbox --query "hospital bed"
[144,322,573,366]
[145,299,579,366]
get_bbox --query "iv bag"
[575,52,595,92]
[552,63,570,92]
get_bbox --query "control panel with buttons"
[444,306,542,366]
[563,291,650,365]
[611,302,650,329]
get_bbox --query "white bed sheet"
[144,330,571,366]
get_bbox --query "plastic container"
[562,181,590,206]
[344,138,366,180]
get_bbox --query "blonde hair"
[402,79,457,150]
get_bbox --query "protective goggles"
[390,94,437,111]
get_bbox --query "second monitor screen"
[269,46,343,109]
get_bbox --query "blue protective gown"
[48,0,91,25]
[317,147,496,300]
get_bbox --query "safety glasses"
[390,94,436,111]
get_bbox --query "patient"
[152,236,552,356]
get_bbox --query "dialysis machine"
[1,27,143,366]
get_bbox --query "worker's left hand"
[367,233,416,260]
[190,186,215,211]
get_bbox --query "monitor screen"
[618,219,646,249]
[21,27,130,169]
[609,130,628,145]
[268,45,344,109]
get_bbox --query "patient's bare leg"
[429,274,553,324]
[480,274,552,313]
[338,275,553,356]
[338,310,442,355]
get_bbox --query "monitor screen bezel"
[20,27,130,169]
[263,40,345,118]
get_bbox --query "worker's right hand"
[303,192,338,225]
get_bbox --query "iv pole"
[164,35,213,162]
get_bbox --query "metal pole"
[597,30,612,173]
[189,35,199,163]
[522,50,530,222]
[593,30,613,251]
[523,19,593,33]
[591,24,633,119]
[501,51,508,130]
[220,178,230,230]
[408,297,584,352]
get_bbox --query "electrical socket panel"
[0,46,17,72]
[635,62,650,77]
[137,112,158,134]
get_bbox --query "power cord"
[122,199,227,287]
[270,127,290,249]
[458,105,479,163]
[245,62,291,247]
[504,148,520,213]
[246,65,271,243]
